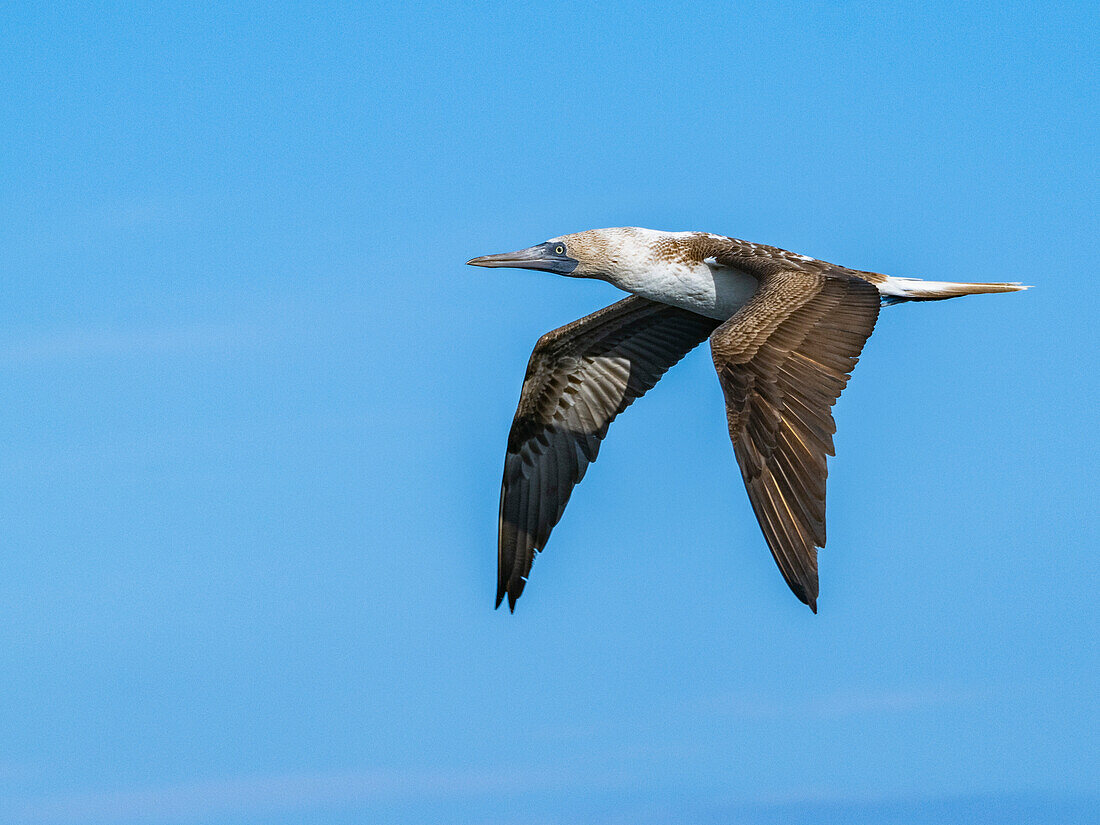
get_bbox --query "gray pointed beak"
[466,246,543,268]
[467,243,579,275]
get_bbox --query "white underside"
[601,259,976,317]
[602,260,760,321]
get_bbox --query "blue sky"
[1,2,1097,823]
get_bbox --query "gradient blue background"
[1,2,1097,823]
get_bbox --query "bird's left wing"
[499,296,721,610]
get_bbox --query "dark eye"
[554,245,565,255]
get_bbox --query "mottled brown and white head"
[467,227,698,280]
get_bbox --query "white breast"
[603,259,759,321]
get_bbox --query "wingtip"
[789,580,819,613]
[494,586,519,613]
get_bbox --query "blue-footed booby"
[467,227,1027,612]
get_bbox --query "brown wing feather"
[499,297,720,610]
[710,271,880,611]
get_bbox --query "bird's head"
[466,228,648,280]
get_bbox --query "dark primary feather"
[498,296,720,610]
[708,267,880,611]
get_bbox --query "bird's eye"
[554,245,565,255]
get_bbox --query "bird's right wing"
[709,270,880,611]
[499,296,720,610]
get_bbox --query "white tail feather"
[877,276,1030,305]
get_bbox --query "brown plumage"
[709,270,880,611]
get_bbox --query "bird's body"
[592,230,760,319]
[468,227,1027,612]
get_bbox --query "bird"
[467,227,1027,613]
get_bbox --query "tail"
[876,275,1031,306]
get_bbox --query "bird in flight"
[468,228,1026,612]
